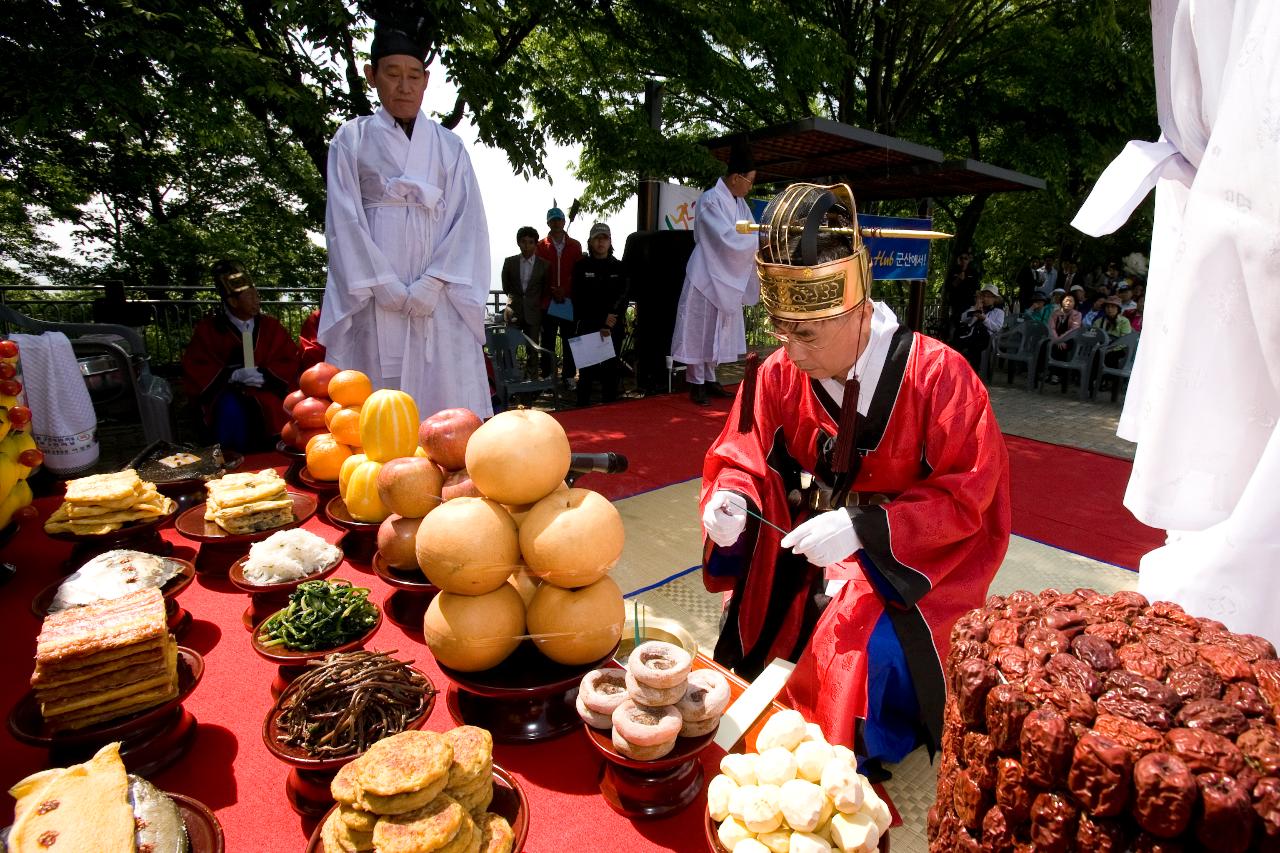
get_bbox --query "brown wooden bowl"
[43,507,176,545]
[371,551,438,632]
[250,602,383,666]
[174,491,317,544]
[169,792,226,853]
[31,556,196,618]
[298,466,340,495]
[303,764,530,853]
[7,647,204,747]
[228,547,344,630]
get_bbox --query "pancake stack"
[204,469,292,534]
[31,587,179,732]
[324,726,514,853]
[44,469,176,536]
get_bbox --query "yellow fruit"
[4,432,37,477]
[339,453,367,493]
[519,488,624,588]
[415,497,518,594]
[328,370,374,407]
[306,433,352,481]
[423,586,525,672]
[464,410,570,505]
[526,576,625,665]
[329,406,362,447]
[359,390,420,463]
[343,458,389,523]
[0,453,18,498]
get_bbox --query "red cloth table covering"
[0,453,825,851]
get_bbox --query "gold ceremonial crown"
[746,182,949,323]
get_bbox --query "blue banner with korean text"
[859,214,933,280]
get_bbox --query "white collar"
[817,301,900,416]
[224,307,254,333]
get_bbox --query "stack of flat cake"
[31,587,179,732]
[204,469,293,534]
[44,469,176,536]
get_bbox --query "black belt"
[787,486,894,512]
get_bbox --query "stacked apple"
[417,409,627,673]
[0,339,41,528]
[305,368,373,482]
[282,362,338,451]
[337,388,419,522]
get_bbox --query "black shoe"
[690,385,709,406]
[705,382,732,398]
[859,759,893,784]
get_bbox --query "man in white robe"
[671,140,759,405]
[1072,0,1280,645]
[319,24,493,419]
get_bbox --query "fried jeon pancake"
[43,517,123,535]
[330,809,375,852]
[34,588,167,667]
[356,730,452,797]
[338,802,379,834]
[64,470,144,504]
[372,794,467,853]
[211,505,294,535]
[434,812,480,853]
[205,470,287,507]
[443,726,494,787]
[331,760,362,806]
[476,812,515,853]
[356,775,447,816]
[454,783,493,817]
[41,640,176,716]
[32,639,168,685]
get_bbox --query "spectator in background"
[1102,261,1123,294]
[1069,283,1086,307]
[500,225,548,376]
[1117,284,1138,312]
[953,283,1005,369]
[1024,293,1052,325]
[943,249,980,339]
[1093,296,1133,338]
[1045,293,1082,386]
[536,207,582,388]
[1015,255,1043,309]
[182,260,300,452]
[298,307,326,372]
[572,222,629,406]
[1059,260,1081,294]
[1049,288,1066,308]
[1041,255,1059,293]
[1081,294,1107,327]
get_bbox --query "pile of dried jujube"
[929,588,1280,852]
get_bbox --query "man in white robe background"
[1072,0,1280,646]
[671,139,759,406]
[319,21,493,419]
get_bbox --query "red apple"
[441,468,482,501]
[376,456,445,518]
[418,408,483,471]
[376,513,423,570]
[281,421,324,450]
[283,388,306,416]
[291,396,330,429]
[299,362,340,398]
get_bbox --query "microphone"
[568,452,629,475]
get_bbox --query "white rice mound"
[242,528,341,585]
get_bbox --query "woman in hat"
[700,182,1009,763]
[952,283,1005,370]
[1092,296,1133,338]
[571,223,629,406]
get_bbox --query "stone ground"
[75,347,1138,852]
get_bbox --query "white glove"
[371,281,408,310]
[780,510,861,567]
[702,490,748,548]
[230,367,264,387]
[405,278,444,318]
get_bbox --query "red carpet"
[556,391,1164,571]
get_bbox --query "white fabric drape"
[1072,0,1280,643]
[671,179,758,366]
[319,109,493,419]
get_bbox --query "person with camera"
[952,283,1005,370]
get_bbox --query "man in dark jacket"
[572,222,629,406]
[500,226,549,376]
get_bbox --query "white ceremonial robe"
[1072,0,1280,644]
[319,108,493,419]
[670,179,758,367]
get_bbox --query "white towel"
[9,332,99,474]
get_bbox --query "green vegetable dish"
[257,579,378,651]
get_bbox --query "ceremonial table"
[1,451,900,851]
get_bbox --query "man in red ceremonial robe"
[700,183,1010,767]
[182,260,300,452]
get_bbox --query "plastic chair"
[1094,331,1140,402]
[1041,327,1107,401]
[0,304,173,442]
[484,324,559,410]
[994,316,1050,390]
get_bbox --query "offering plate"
[439,639,619,744]
[31,556,197,637]
[584,718,717,819]
[298,465,340,497]
[143,449,245,512]
[227,548,344,631]
[371,551,439,632]
[251,605,383,699]
[304,764,530,853]
[323,496,379,566]
[275,439,307,485]
[46,509,176,572]
[7,647,204,776]
[174,491,317,575]
[169,793,226,853]
[262,663,435,817]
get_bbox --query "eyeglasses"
[767,308,857,350]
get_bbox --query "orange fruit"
[329,370,374,406]
[330,405,363,446]
[306,433,352,481]
[324,400,343,428]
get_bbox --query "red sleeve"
[256,317,301,395]
[298,310,326,372]
[181,318,234,403]
[851,351,1011,608]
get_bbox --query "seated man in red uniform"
[700,183,1010,771]
[182,260,300,452]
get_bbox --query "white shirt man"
[318,26,493,418]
